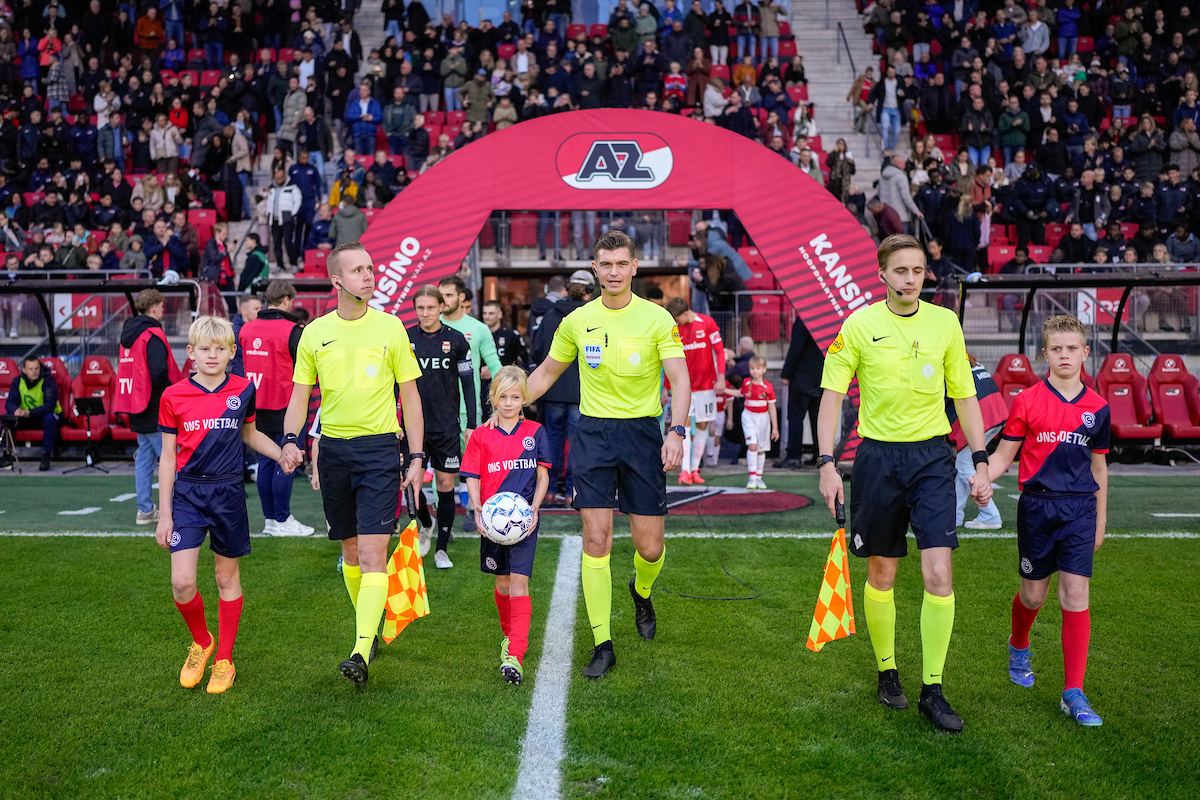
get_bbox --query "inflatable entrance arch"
[359,109,880,349]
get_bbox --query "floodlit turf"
[1,473,1198,799]
[0,535,560,799]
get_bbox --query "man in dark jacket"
[530,270,589,505]
[117,290,175,522]
[1010,165,1056,247]
[1,355,59,470]
[775,317,823,469]
[144,219,190,278]
[1056,222,1094,264]
[572,62,604,109]
[528,273,568,337]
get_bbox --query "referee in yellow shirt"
[280,241,426,688]
[817,234,992,732]
[524,230,689,679]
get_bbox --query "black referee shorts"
[569,416,667,517]
[317,433,401,539]
[849,437,958,559]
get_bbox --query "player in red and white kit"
[664,298,724,485]
[740,356,779,489]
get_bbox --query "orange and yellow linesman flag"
[383,490,431,643]
[806,502,856,652]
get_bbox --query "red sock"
[1010,594,1041,650]
[508,595,532,664]
[1061,608,1090,691]
[495,588,512,638]
[174,591,212,649]
[216,595,244,663]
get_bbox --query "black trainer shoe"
[918,683,964,732]
[39,452,51,471]
[338,653,369,686]
[628,578,656,640]
[368,635,379,664]
[877,669,909,709]
[582,640,616,679]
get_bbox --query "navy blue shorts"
[849,437,958,559]
[480,526,538,577]
[169,476,251,559]
[1017,492,1097,580]
[569,416,667,517]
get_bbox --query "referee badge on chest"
[584,344,602,369]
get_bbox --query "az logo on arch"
[558,133,673,190]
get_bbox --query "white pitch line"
[109,493,137,503]
[1150,513,1200,518]
[512,535,582,800]
[58,507,101,516]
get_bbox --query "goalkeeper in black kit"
[408,285,476,570]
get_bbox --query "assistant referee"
[817,234,992,733]
[521,229,689,679]
[280,241,426,688]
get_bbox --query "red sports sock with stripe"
[1009,594,1041,650]
[216,595,243,663]
[1061,608,1090,691]
[174,591,212,649]
[495,588,512,638]
[508,595,532,664]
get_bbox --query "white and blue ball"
[480,492,535,545]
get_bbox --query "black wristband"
[283,433,298,446]
[971,449,989,468]
[409,451,428,465]
[818,454,836,467]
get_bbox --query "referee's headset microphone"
[334,277,362,302]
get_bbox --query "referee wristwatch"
[818,454,837,468]
[667,425,687,437]
[409,451,429,466]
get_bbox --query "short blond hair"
[489,364,530,407]
[1042,314,1089,349]
[188,314,236,348]
[877,233,925,271]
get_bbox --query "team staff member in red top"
[664,297,724,485]
[116,288,182,526]
[239,280,314,538]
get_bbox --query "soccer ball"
[480,492,535,545]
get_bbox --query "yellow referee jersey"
[821,300,974,442]
[549,294,684,419]
[294,308,422,439]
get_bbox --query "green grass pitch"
[1,472,1198,799]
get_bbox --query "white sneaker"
[418,521,432,557]
[271,516,314,537]
[284,515,315,535]
[434,550,453,569]
[135,505,159,525]
[746,478,758,490]
[8,327,16,338]
[964,519,1002,530]
[263,518,278,535]
[756,476,768,490]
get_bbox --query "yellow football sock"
[343,563,362,610]
[633,546,665,599]
[921,591,955,685]
[581,552,612,645]
[863,583,897,672]
[351,572,388,659]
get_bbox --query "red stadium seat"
[445,110,467,126]
[1096,354,1161,443]
[361,208,381,224]
[1044,223,1067,249]
[990,223,1010,244]
[200,69,221,86]
[278,48,294,63]
[1076,36,1094,53]
[666,211,692,245]
[1148,355,1200,444]
[303,249,329,275]
[787,86,807,103]
[1119,222,1139,240]
[778,22,791,37]
[779,40,797,57]
[987,245,1014,271]
[566,24,587,39]
[1027,245,1053,263]
[993,353,1039,410]
[180,70,199,86]
[711,65,730,83]
[187,48,206,65]
[498,44,515,59]
[589,24,608,38]
[62,356,116,443]
[748,295,785,341]
[0,357,17,402]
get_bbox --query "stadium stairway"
[790,0,881,194]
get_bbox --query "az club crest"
[557,133,674,189]
[584,344,602,369]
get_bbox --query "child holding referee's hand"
[156,316,292,694]
[986,315,1110,726]
[461,366,550,686]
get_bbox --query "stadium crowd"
[853,0,1200,315]
[0,0,852,340]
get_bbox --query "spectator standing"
[776,316,823,469]
[733,0,760,65]
[266,169,303,272]
[115,289,182,524]
[329,199,368,247]
[278,76,307,156]
[879,156,924,234]
[345,82,383,158]
[961,96,994,167]
[441,43,469,112]
[459,69,496,123]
